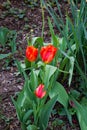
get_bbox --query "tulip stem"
[41,0,45,39]
[31,62,35,68]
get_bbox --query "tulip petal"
[35,84,46,98]
[40,44,57,63]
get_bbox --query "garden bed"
[0,0,83,129]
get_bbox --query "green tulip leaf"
[49,82,69,108]
[44,65,57,88]
[39,95,57,130]
[0,27,9,47]
[70,97,87,130]
[31,37,43,48]
[30,70,38,90]
[27,125,39,130]
[23,110,33,123]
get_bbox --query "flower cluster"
[26,44,58,99]
[26,44,57,64]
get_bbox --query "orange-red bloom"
[26,46,38,62]
[40,44,57,63]
[35,84,46,98]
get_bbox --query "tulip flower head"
[35,84,46,98]
[26,46,38,62]
[40,44,57,63]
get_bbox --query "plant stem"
[40,0,45,39]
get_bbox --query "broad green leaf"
[23,110,33,122]
[17,89,25,107]
[0,27,9,47]
[16,60,28,80]
[39,95,57,130]
[17,80,33,109]
[11,97,22,121]
[49,82,69,108]
[27,125,39,130]
[45,65,57,79]
[49,82,72,124]
[31,37,43,48]
[44,65,57,88]
[30,70,38,90]
[24,80,37,105]
[12,80,36,124]
[70,97,87,130]
[0,53,11,60]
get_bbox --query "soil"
[0,0,80,130]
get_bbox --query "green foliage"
[39,95,58,130]
[13,46,70,130]
[0,27,9,47]
[70,97,87,130]
[13,18,76,129]
[12,1,87,129]
[49,82,69,108]
[40,65,57,89]
[0,27,17,68]
[2,2,26,19]
[48,18,75,86]
[41,0,87,129]
[0,53,11,60]
[0,27,17,53]
[16,60,28,80]
[9,7,26,19]
[27,125,39,130]
[43,0,87,79]
[24,0,39,7]
[12,68,59,130]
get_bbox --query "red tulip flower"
[40,44,57,63]
[35,84,46,98]
[26,46,38,62]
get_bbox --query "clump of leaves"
[2,0,11,9]
[9,8,26,19]
[1,2,26,19]
[0,27,17,68]
[0,27,17,53]
[24,0,39,8]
